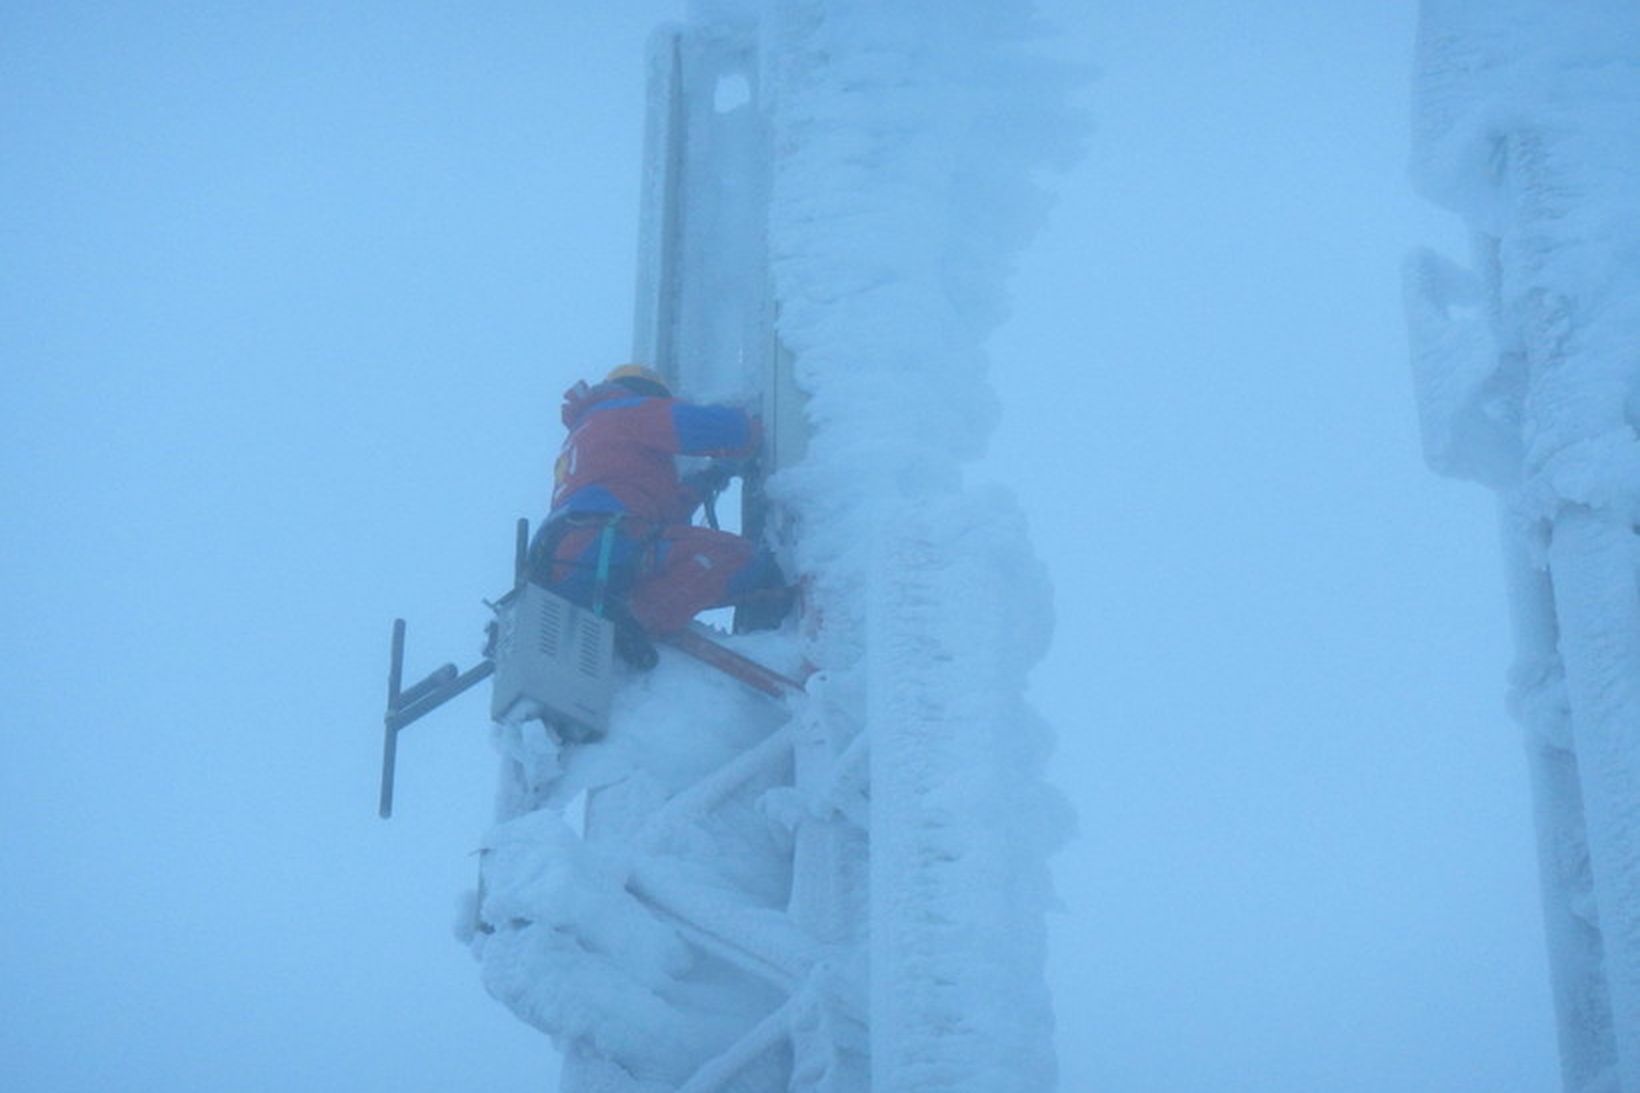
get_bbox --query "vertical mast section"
[535,9,857,1093]
[632,14,805,529]
[1407,3,1640,1088]
[633,16,778,410]
[761,2,1076,1088]
[471,4,1073,1090]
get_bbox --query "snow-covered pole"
[1407,3,1640,1088]
[1543,511,1640,1088]
[1500,519,1620,1090]
[764,0,1077,1087]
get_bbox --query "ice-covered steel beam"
[761,1,1077,1088]
[1407,3,1640,1088]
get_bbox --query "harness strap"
[591,514,623,618]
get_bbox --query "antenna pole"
[514,518,530,585]
[380,619,407,818]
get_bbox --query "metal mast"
[469,3,1068,1089]
[1407,3,1640,1088]
[482,10,865,1091]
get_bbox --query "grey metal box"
[490,583,616,737]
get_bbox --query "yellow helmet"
[605,363,671,397]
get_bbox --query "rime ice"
[466,1,1078,1090]
[1406,2,1640,1089]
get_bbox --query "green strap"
[591,517,620,618]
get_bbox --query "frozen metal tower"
[466,2,1070,1091]
[1406,2,1640,1089]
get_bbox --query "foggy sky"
[1,3,1555,1090]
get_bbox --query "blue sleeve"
[669,402,755,456]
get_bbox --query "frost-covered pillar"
[1406,3,1640,1089]
[764,0,1076,1088]
[865,498,1059,1090]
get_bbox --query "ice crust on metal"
[471,3,1074,1089]
[1408,3,1640,1088]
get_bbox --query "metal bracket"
[379,617,494,819]
[378,519,534,819]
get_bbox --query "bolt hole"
[714,73,751,113]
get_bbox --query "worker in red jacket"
[531,364,791,666]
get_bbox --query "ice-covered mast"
[467,1,1074,1090]
[1405,2,1640,1089]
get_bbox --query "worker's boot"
[614,617,659,671]
[734,583,797,633]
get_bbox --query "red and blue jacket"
[549,381,761,526]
